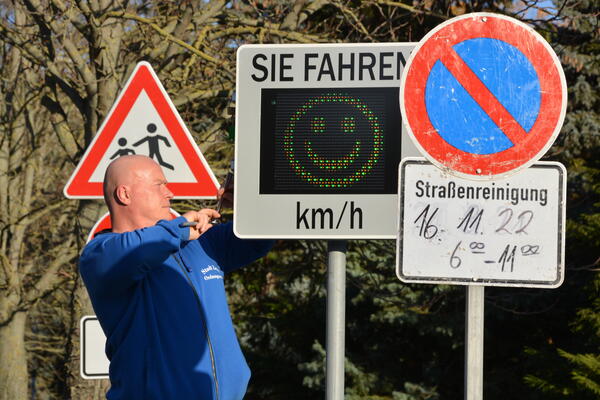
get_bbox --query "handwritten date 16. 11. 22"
[413,205,536,239]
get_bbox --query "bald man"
[79,155,273,400]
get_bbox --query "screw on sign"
[400,13,567,180]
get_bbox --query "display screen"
[260,87,401,194]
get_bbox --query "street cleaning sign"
[235,43,419,239]
[400,13,567,180]
[396,158,566,288]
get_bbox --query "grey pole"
[464,285,485,400]
[326,240,347,400]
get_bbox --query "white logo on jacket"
[201,265,223,280]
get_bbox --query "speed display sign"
[235,43,419,239]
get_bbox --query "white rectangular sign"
[234,43,419,239]
[397,159,566,288]
[80,316,109,379]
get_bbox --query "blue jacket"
[79,217,273,400]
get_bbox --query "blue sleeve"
[198,222,274,274]
[79,216,189,296]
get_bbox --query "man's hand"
[182,209,220,240]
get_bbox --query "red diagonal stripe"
[439,48,529,145]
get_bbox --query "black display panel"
[260,87,401,194]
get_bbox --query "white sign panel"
[235,43,419,239]
[397,159,566,288]
[80,316,109,379]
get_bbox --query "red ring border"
[402,14,566,178]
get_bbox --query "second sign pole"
[326,240,347,400]
[465,285,485,400]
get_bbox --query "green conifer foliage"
[506,1,600,399]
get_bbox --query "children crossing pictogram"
[109,138,136,159]
[133,123,174,170]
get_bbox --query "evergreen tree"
[521,1,600,398]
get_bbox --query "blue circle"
[425,38,541,155]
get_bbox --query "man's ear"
[114,185,131,206]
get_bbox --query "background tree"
[520,0,600,398]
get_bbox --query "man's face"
[129,161,173,225]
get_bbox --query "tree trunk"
[0,312,28,399]
[67,202,111,399]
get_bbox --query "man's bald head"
[103,155,157,208]
[103,155,174,231]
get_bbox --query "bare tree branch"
[23,0,97,99]
[106,11,226,66]
[374,0,448,19]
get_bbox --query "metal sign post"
[465,286,484,400]
[326,241,347,400]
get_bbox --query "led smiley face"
[282,93,383,188]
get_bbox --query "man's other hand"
[182,209,220,240]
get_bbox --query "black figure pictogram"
[109,138,136,159]
[133,123,174,170]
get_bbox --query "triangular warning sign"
[64,61,219,199]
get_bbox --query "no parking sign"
[400,13,567,180]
